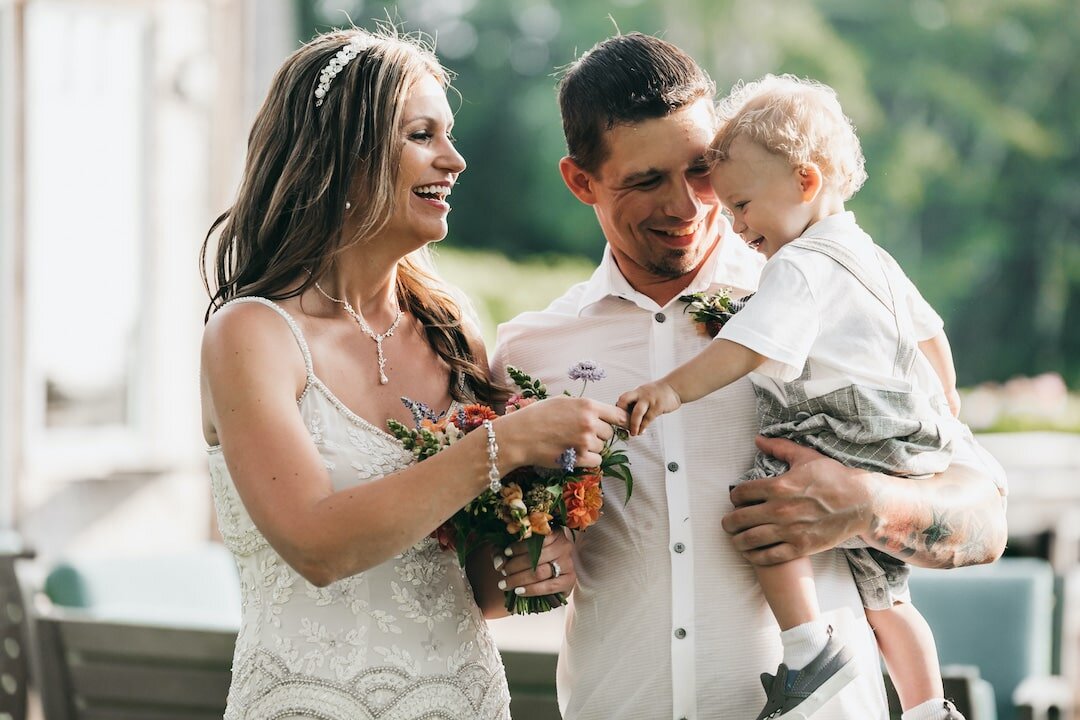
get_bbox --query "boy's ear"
[559,156,599,205]
[796,163,824,202]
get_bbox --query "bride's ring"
[549,560,562,579]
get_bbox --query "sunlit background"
[0,0,1078,717]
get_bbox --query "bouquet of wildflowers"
[387,362,633,614]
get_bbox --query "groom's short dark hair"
[557,32,715,174]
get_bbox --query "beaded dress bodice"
[207,297,509,719]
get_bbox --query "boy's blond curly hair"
[710,74,868,200]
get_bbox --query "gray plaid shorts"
[741,382,952,610]
[843,547,911,610]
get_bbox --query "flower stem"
[504,591,567,615]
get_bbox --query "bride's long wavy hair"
[201,27,496,403]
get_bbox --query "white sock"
[779,620,829,670]
[902,699,953,720]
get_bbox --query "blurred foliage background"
[295,0,1079,393]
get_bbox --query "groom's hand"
[721,436,874,566]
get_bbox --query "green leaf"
[526,534,545,570]
[603,465,633,503]
[506,365,549,400]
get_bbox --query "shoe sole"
[773,657,860,720]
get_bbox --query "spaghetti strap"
[221,297,315,381]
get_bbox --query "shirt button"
[795,411,812,421]
[674,627,687,639]
[667,461,679,472]
[654,312,666,323]
[673,542,686,553]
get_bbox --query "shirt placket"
[651,306,697,720]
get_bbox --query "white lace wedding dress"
[208,297,511,719]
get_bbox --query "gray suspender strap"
[787,236,919,380]
[788,237,892,311]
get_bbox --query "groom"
[492,33,1007,720]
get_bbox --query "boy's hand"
[616,382,682,435]
[945,387,961,418]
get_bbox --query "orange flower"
[500,483,524,507]
[498,483,530,538]
[458,404,499,432]
[505,511,551,540]
[563,472,603,531]
[527,510,553,536]
[420,417,449,433]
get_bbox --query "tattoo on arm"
[921,510,954,551]
[867,483,1004,568]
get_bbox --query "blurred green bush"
[434,247,594,347]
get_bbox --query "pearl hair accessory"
[314,36,367,107]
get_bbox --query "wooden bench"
[33,609,234,720]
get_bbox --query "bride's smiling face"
[379,74,467,251]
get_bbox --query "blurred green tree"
[294,0,1080,387]
[297,0,665,259]
[673,0,1080,387]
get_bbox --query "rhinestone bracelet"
[481,419,501,494]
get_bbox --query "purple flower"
[558,448,577,473]
[567,361,606,383]
[401,397,440,427]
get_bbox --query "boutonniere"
[678,289,749,338]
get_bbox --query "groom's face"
[588,99,722,287]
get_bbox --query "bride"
[199,27,625,719]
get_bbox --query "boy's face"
[710,135,814,259]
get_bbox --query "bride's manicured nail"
[504,547,514,557]
[493,556,504,571]
[498,580,507,591]
[514,586,526,596]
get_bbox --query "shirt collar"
[575,222,763,315]
[802,211,860,241]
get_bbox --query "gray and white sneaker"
[941,699,967,719]
[754,629,859,720]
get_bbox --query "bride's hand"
[494,396,628,470]
[497,531,576,598]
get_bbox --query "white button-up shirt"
[720,212,945,395]
[492,231,891,719]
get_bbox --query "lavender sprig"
[557,448,576,473]
[401,397,440,426]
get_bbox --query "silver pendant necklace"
[314,281,404,385]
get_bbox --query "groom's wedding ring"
[549,560,562,579]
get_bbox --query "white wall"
[3,0,298,558]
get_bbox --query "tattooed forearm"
[865,474,1006,569]
[920,510,954,551]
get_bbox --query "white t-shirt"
[492,227,893,720]
[719,212,947,407]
